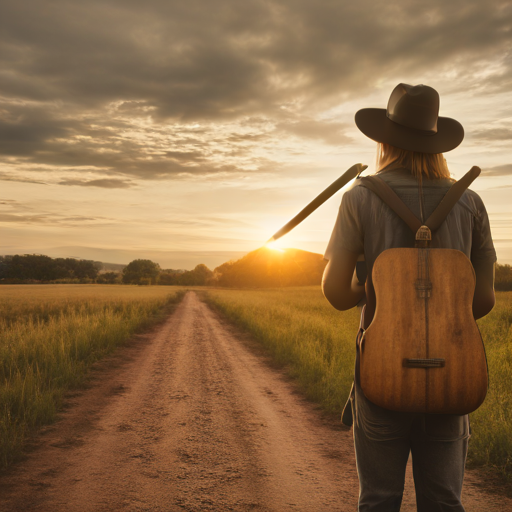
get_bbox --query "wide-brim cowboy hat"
[355,83,464,154]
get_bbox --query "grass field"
[205,288,512,478]
[0,284,185,469]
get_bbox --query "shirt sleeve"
[324,185,365,260]
[470,193,497,264]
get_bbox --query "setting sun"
[265,241,285,252]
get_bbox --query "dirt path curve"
[0,291,509,511]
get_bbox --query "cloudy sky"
[1,0,512,268]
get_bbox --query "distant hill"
[213,247,327,288]
[99,262,126,272]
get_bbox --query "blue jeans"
[352,382,470,511]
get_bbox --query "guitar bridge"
[404,358,445,368]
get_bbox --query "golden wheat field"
[0,284,185,468]
[205,288,512,479]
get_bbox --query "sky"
[1,0,512,269]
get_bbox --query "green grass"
[205,287,512,479]
[0,284,186,469]
[469,291,512,477]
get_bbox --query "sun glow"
[265,240,285,252]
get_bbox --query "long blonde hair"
[376,143,451,180]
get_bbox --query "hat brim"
[355,108,464,154]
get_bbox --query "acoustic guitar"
[357,167,488,415]
[359,248,488,414]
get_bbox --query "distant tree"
[158,264,213,286]
[122,259,161,285]
[74,260,98,279]
[179,264,213,285]
[6,254,63,281]
[495,263,512,291]
[97,272,121,284]
[158,272,180,285]
[93,261,104,272]
[0,254,99,283]
[53,258,98,280]
[193,263,213,282]
[0,256,11,280]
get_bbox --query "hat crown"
[386,84,439,134]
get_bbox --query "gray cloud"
[481,164,512,176]
[1,0,511,180]
[276,119,352,145]
[2,1,511,116]
[0,211,108,225]
[59,178,134,188]
[0,97,284,179]
[0,199,35,214]
[0,172,46,185]
[0,101,238,178]
[471,128,512,141]
[0,213,49,223]
[165,151,205,162]
[60,216,100,222]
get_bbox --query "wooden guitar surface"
[360,248,488,415]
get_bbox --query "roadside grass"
[205,287,512,479]
[0,284,186,469]
[470,291,512,477]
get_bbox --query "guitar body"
[360,248,488,415]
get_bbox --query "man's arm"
[472,260,495,320]
[322,249,365,310]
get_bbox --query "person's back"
[322,84,496,511]
[338,163,494,266]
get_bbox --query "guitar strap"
[356,166,481,331]
[358,166,481,237]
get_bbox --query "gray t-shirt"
[324,166,497,273]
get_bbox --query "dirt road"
[0,292,509,511]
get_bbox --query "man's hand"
[322,249,365,310]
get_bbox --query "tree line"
[120,259,213,286]
[0,255,100,283]
[2,253,512,290]
[0,255,214,286]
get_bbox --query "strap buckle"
[415,225,432,241]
